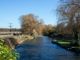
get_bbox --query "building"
[0,28,21,35]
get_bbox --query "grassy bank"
[52,39,80,53]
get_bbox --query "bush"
[0,38,19,60]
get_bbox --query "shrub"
[0,38,19,60]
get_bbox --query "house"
[0,28,21,35]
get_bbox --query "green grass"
[57,41,70,44]
[53,39,80,51]
[55,39,71,45]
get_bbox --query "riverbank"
[46,33,80,54]
[0,38,19,60]
[13,35,34,44]
[0,35,34,44]
[51,38,80,54]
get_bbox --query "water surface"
[16,36,80,60]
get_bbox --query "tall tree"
[20,14,38,34]
[20,14,45,35]
[57,0,80,45]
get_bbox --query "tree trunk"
[73,30,79,46]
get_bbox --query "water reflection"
[16,36,80,60]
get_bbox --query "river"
[16,36,80,60]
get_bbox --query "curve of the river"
[16,36,80,60]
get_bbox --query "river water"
[16,36,80,60]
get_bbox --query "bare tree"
[57,0,80,45]
[43,24,55,36]
[20,14,38,34]
[20,14,45,35]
